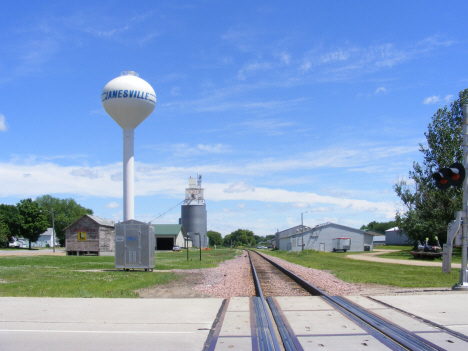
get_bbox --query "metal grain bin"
[181,204,207,248]
[115,220,155,271]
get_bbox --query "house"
[385,227,410,245]
[30,228,57,248]
[278,222,374,252]
[9,228,57,248]
[65,215,115,255]
[153,224,191,251]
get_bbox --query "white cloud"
[280,52,291,65]
[444,95,454,102]
[70,168,101,179]
[237,61,272,80]
[0,114,7,132]
[105,201,120,209]
[111,172,123,181]
[423,96,441,104]
[299,35,455,79]
[291,202,309,208]
[375,87,386,94]
[197,144,230,153]
[0,142,406,221]
[237,203,245,209]
[224,182,255,193]
[423,94,453,105]
[211,183,394,217]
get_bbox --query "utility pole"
[300,211,308,251]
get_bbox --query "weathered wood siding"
[99,226,115,252]
[65,216,115,253]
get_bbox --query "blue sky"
[1,1,468,236]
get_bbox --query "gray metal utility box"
[115,220,155,271]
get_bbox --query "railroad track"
[205,250,468,351]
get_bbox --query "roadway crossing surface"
[2,295,468,350]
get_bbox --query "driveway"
[347,249,462,268]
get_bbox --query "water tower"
[180,175,208,248]
[101,71,156,220]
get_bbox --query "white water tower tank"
[102,71,156,220]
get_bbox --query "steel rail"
[247,251,282,351]
[250,250,446,351]
[367,295,468,344]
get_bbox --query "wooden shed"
[65,215,115,255]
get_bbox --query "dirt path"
[0,249,66,256]
[137,271,210,298]
[347,249,462,268]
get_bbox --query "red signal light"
[433,163,465,190]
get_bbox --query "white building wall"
[175,231,186,247]
[385,228,410,245]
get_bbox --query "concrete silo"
[180,176,208,248]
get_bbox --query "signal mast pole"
[454,105,468,290]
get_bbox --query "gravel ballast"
[190,253,256,298]
[190,251,363,298]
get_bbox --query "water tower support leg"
[123,129,135,221]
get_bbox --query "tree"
[360,221,397,234]
[394,89,468,245]
[207,230,223,246]
[17,198,49,250]
[223,229,256,247]
[0,220,9,248]
[35,195,93,246]
[0,204,21,241]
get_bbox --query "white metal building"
[278,222,375,252]
[385,227,410,245]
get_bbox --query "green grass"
[264,249,460,288]
[154,248,241,270]
[0,248,240,298]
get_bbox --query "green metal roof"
[152,224,185,236]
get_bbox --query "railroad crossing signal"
[432,163,465,190]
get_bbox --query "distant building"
[31,228,56,248]
[278,222,375,252]
[9,228,57,248]
[153,224,190,250]
[363,229,386,246]
[65,215,115,255]
[385,227,410,245]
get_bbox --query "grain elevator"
[180,176,208,248]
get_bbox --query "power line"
[149,200,185,223]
